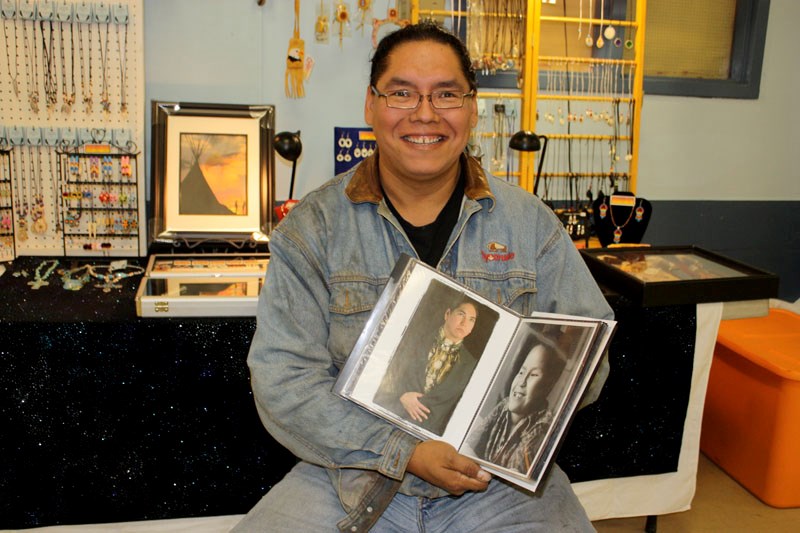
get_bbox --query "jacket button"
[366,506,373,513]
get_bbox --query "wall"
[143,0,798,300]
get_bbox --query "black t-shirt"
[384,175,465,267]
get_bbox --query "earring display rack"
[0,0,145,259]
[0,147,14,261]
[57,141,141,256]
[410,0,646,204]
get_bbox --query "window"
[641,0,770,98]
[452,0,770,98]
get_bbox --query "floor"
[592,453,800,533]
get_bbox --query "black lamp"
[273,130,302,221]
[509,130,548,197]
[274,130,302,200]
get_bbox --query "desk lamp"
[509,130,548,197]
[273,130,302,221]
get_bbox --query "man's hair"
[448,295,479,318]
[370,21,477,92]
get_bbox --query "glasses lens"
[387,92,418,109]
[431,93,465,109]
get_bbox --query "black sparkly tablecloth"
[0,257,295,529]
[0,257,695,528]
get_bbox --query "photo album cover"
[334,254,616,492]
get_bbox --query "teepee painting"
[179,133,248,216]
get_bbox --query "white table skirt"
[573,302,724,520]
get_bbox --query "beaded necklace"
[28,259,59,289]
[87,263,145,292]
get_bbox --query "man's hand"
[406,441,491,495]
[399,391,430,422]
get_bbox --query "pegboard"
[0,0,145,258]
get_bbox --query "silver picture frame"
[150,101,275,246]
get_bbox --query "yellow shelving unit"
[411,0,646,197]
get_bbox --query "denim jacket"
[247,151,613,532]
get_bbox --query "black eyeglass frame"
[370,86,476,110]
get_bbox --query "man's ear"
[365,86,375,126]
[469,95,479,128]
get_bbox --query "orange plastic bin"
[701,308,800,508]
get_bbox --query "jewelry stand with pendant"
[592,190,651,247]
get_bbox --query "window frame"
[643,0,771,99]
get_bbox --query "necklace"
[29,145,48,235]
[76,2,93,112]
[60,264,92,291]
[1,7,19,97]
[116,13,129,114]
[87,263,145,293]
[41,19,59,113]
[98,18,111,113]
[28,259,59,289]
[21,12,40,113]
[608,197,637,244]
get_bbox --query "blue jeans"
[232,461,595,532]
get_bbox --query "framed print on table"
[150,101,275,245]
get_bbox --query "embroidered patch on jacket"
[482,242,515,262]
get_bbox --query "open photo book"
[333,254,617,492]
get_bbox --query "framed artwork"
[581,246,779,306]
[150,102,275,245]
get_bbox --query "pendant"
[28,277,50,289]
[613,227,622,243]
[95,278,122,293]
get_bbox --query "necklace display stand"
[592,191,651,247]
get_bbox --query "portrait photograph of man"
[372,278,499,436]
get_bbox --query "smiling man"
[235,21,612,533]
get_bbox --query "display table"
[1,257,718,529]
[0,257,295,529]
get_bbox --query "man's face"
[364,40,478,187]
[507,345,549,418]
[442,302,477,343]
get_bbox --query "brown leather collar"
[345,149,495,207]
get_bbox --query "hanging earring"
[315,0,330,43]
[334,0,350,49]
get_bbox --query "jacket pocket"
[328,276,385,367]
[458,270,538,316]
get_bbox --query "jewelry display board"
[0,0,146,258]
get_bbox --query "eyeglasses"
[371,86,475,110]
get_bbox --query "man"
[374,297,479,435]
[466,339,567,475]
[235,21,612,532]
